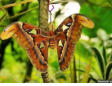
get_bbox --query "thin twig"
[9,6,38,19]
[0,0,34,9]
[0,6,38,24]
[73,56,77,83]
[0,14,6,25]
[78,43,80,83]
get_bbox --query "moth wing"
[22,24,49,72]
[56,15,76,71]
[1,22,48,72]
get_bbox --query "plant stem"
[73,56,77,83]
[9,6,38,19]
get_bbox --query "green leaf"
[92,47,105,78]
[105,62,112,80]
[102,46,107,65]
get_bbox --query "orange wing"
[56,14,94,71]
[0,22,48,72]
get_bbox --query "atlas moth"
[0,14,94,72]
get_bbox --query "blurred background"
[0,0,112,83]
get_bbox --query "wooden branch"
[0,0,34,9]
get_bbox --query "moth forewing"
[1,22,48,72]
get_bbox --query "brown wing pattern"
[56,15,76,71]
[0,22,48,72]
[56,14,94,71]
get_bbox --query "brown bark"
[39,0,49,32]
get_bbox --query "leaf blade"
[105,62,112,80]
[92,47,105,78]
[102,46,107,65]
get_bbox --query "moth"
[0,14,94,72]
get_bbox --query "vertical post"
[38,0,50,83]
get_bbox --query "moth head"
[77,14,94,29]
[0,22,22,40]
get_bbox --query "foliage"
[92,46,112,81]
